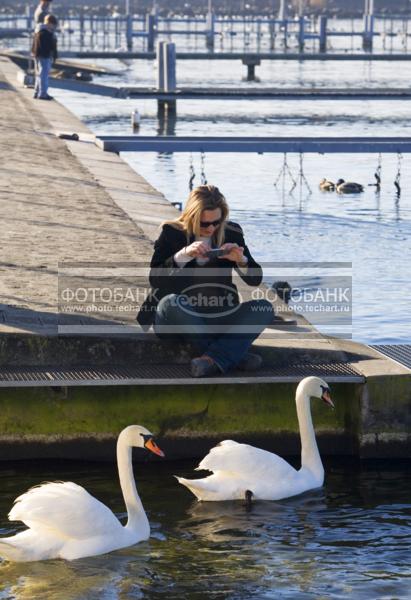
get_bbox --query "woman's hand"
[218,243,246,264]
[185,241,211,258]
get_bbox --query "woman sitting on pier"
[137,185,274,377]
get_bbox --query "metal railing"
[3,13,411,54]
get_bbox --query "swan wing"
[9,482,122,540]
[197,440,296,480]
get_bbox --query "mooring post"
[269,19,275,51]
[79,8,85,50]
[126,14,133,51]
[206,10,215,51]
[319,15,327,52]
[156,40,165,90]
[146,13,156,52]
[363,0,374,51]
[125,0,132,51]
[164,42,177,90]
[368,14,375,51]
[158,110,177,136]
[164,42,177,115]
[298,16,305,52]
[242,57,261,81]
[156,40,166,116]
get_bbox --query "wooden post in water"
[363,0,374,51]
[242,57,261,81]
[164,43,177,92]
[156,40,166,116]
[146,13,156,52]
[126,15,133,51]
[206,1,215,52]
[319,15,327,53]
[157,42,177,116]
[298,16,305,52]
[156,40,165,90]
[269,19,276,51]
[79,8,85,50]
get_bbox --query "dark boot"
[236,352,263,372]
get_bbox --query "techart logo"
[175,284,243,319]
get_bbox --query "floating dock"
[96,135,411,154]
[57,51,411,61]
[0,50,120,77]
[46,78,411,101]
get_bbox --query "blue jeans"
[34,57,52,98]
[154,294,274,373]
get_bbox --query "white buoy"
[131,110,141,130]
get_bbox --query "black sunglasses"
[200,219,222,228]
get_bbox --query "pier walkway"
[0,56,176,335]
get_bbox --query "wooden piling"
[319,16,327,53]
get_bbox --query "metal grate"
[370,344,411,371]
[0,361,364,387]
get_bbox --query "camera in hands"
[205,248,230,258]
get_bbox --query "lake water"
[1,23,410,600]
[53,58,411,345]
[0,458,410,599]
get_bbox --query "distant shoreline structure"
[1,1,410,19]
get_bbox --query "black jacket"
[137,221,263,328]
[32,29,58,60]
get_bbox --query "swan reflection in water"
[177,489,329,595]
[182,487,327,542]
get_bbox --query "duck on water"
[336,179,364,194]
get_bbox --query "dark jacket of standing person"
[136,220,263,328]
[31,26,58,61]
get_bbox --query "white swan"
[177,377,333,502]
[0,425,164,562]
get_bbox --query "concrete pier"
[0,56,179,329]
[0,56,409,461]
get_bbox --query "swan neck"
[296,387,323,477]
[117,435,149,534]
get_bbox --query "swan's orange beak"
[321,389,334,409]
[144,437,165,457]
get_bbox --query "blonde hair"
[45,14,58,25]
[164,185,229,246]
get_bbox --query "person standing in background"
[32,14,58,100]
[34,0,53,30]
